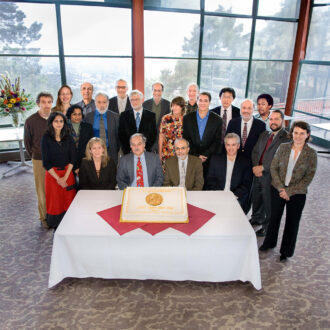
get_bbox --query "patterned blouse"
[159,114,183,166]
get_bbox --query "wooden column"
[132,0,144,94]
[285,0,311,116]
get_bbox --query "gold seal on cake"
[145,193,163,206]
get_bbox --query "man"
[119,90,157,155]
[108,79,132,113]
[163,138,204,191]
[76,82,96,115]
[143,82,170,128]
[183,92,222,179]
[255,94,274,131]
[84,92,120,164]
[205,133,253,214]
[250,110,290,236]
[226,99,266,160]
[24,92,53,228]
[185,83,199,114]
[210,87,240,128]
[116,133,163,190]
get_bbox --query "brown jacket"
[163,155,204,191]
[270,142,317,197]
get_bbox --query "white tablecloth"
[48,190,262,290]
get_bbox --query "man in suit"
[226,99,266,160]
[119,90,157,155]
[107,79,132,114]
[250,110,290,236]
[255,93,274,131]
[163,138,204,191]
[185,83,199,114]
[75,82,96,115]
[183,92,223,180]
[205,133,253,214]
[84,92,120,164]
[210,87,241,126]
[116,133,163,190]
[143,82,170,152]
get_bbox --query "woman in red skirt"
[41,112,76,229]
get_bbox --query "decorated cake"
[120,187,188,223]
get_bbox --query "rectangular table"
[48,190,262,290]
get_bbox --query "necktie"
[99,115,106,145]
[136,157,144,187]
[179,161,186,187]
[136,112,141,131]
[242,122,248,148]
[259,133,274,165]
[221,109,227,143]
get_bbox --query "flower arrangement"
[0,74,35,127]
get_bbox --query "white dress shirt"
[224,156,236,191]
[220,105,233,128]
[241,117,253,138]
[178,157,188,187]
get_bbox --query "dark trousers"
[262,186,306,258]
[251,173,272,228]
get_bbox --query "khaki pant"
[32,159,46,221]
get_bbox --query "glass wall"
[144,0,299,108]
[293,3,330,147]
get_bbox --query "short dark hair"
[199,92,211,102]
[66,105,84,120]
[219,87,236,99]
[171,96,186,115]
[36,92,53,104]
[271,109,284,120]
[257,94,274,107]
[46,112,71,141]
[289,121,311,142]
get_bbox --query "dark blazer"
[72,122,94,168]
[205,153,253,213]
[118,109,157,155]
[271,142,317,197]
[79,158,117,190]
[84,110,120,165]
[116,152,163,190]
[183,111,223,159]
[226,117,266,160]
[251,128,290,173]
[143,98,171,128]
[163,155,204,191]
[108,96,132,113]
[210,105,241,119]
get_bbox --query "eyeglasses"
[116,86,127,89]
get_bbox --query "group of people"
[24,79,317,262]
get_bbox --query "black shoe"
[256,228,266,237]
[280,255,287,262]
[259,245,269,251]
[249,218,260,226]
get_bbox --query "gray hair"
[174,138,190,148]
[130,133,147,145]
[186,83,199,92]
[95,92,109,102]
[115,79,128,88]
[129,90,144,99]
[80,82,93,90]
[241,98,254,108]
[224,132,240,144]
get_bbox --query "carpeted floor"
[1,149,330,330]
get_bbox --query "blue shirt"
[255,113,270,131]
[93,110,109,147]
[131,153,149,187]
[196,110,210,140]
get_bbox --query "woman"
[259,121,317,261]
[158,96,185,167]
[66,105,94,170]
[51,85,73,115]
[79,137,117,190]
[41,112,76,229]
